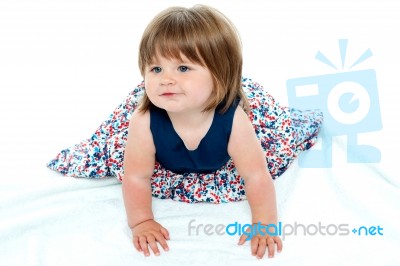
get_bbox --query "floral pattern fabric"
[47,78,323,203]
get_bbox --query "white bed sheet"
[1,138,399,265]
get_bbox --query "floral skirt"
[47,78,323,203]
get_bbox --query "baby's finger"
[147,235,160,256]
[160,226,170,240]
[251,237,259,256]
[155,232,170,251]
[275,237,283,252]
[237,234,248,245]
[139,236,150,256]
[267,237,276,258]
[256,238,267,259]
[133,236,142,252]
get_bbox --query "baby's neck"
[166,109,216,151]
[166,109,215,129]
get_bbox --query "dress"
[47,78,323,203]
[150,97,238,174]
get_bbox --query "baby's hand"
[238,225,283,259]
[131,219,170,256]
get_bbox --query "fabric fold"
[47,78,323,203]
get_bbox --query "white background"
[0,0,399,264]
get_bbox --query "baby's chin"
[151,101,186,113]
[149,96,209,114]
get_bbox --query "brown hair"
[138,5,249,113]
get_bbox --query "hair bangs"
[139,8,207,74]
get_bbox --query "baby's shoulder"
[231,106,249,127]
[229,106,255,142]
[129,109,150,131]
[131,108,149,121]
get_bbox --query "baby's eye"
[151,66,162,73]
[178,66,190,72]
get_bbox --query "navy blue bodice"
[150,100,238,174]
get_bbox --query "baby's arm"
[122,110,170,256]
[228,107,283,259]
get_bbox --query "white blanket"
[1,139,399,265]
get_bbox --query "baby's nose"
[160,72,176,85]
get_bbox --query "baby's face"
[144,53,214,114]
